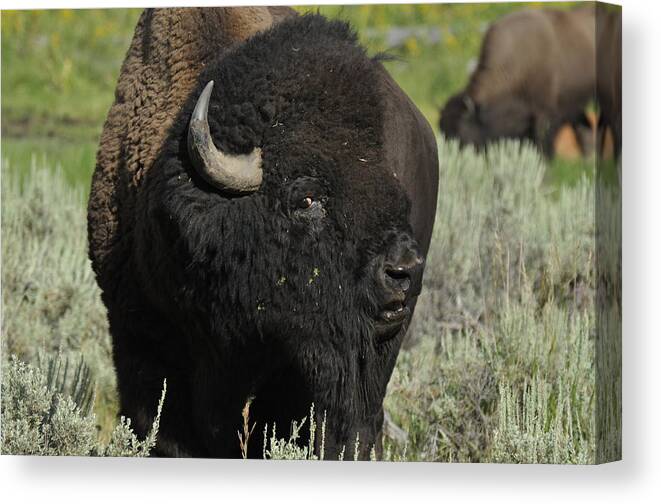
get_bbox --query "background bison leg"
[534,113,562,158]
[571,111,597,158]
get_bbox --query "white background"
[1,0,658,502]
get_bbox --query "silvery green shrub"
[1,158,117,431]
[1,354,165,456]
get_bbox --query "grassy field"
[1,5,617,461]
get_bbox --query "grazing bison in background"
[87,8,439,459]
[439,6,597,157]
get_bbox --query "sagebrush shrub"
[1,158,117,432]
[1,354,166,456]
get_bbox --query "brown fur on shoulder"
[88,7,296,278]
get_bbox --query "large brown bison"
[439,6,597,157]
[87,8,438,459]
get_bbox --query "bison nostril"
[385,266,412,292]
[386,266,409,279]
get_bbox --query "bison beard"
[89,12,438,459]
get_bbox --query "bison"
[439,6,597,157]
[87,8,438,459]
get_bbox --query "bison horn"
[187,81,263,194]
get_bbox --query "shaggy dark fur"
[438,6,597,157]
[90,12,438,459]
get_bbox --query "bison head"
[439,91,535,150]
[134,15,425,459]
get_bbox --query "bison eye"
[299,196,314,209]
[288,177,325,219]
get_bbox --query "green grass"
[2,9,139,191]
[2,138,98,189]
[2,9,141,141]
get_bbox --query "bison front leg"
[189,358,259,458]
